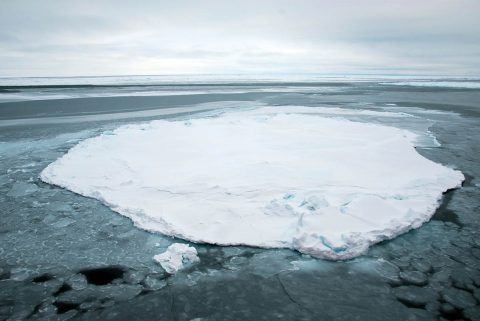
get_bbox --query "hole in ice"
[32,273,54,283]
[53,301,79,314]
[439,307,463,321]
[79,266,125,285]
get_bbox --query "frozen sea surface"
[1,78,480,321]
[41,106,463,259]
[383,81,480,89]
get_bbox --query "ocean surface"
[0,75,479,320]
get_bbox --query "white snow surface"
[153,243,200,274]
[40,106,464,260]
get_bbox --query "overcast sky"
[1,0,479,77]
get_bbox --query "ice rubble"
[153,243,200,274]
[40,106,464,260]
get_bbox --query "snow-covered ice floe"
[40,106,464,260]
[153,243,200,274]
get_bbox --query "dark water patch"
[0,92,265,121]
[440,308,464,321]
[53,301,79,314]
[80,266,125,285]
[32,273,54,283]
[0,88,20,93]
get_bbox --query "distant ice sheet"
[382,81,480,89]
[0,86,341,103]
[40,106,464,260]
[2,74,478,87]
[0,74,357,86]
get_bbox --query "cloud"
[1,0,479,76]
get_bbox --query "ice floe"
[153,243,200,274]
[40,106,464,259]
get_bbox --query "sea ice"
[382,81,480,89]
[6,181,39,197]
[40,106,464,259]
[153,243,200,274]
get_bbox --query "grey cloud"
[1,0,479,76]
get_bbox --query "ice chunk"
[40,106,464,260]
[153,243,200,274]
